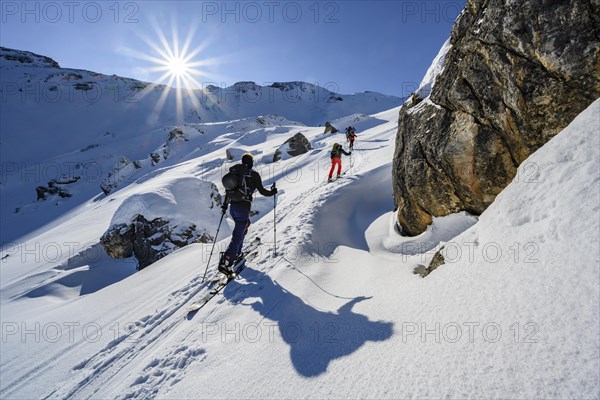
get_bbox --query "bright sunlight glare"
[167,56,189,77]
[119,18,226,123]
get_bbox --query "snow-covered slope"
[0,47,403,246]
[1,90,598,399]
[0,47,402,165]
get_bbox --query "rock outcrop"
[100,177,224,269]
[36,176,80,200]
[324,121,338,134]
[0,46,60,68]
[167,127,188,142]
[100,157,141,195]
[226,148,246,161]
[100,215,212,270]
[273,132,312,162]
[393,0,600,236]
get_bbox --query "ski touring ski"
[185,238,261,316]
[327,171,347,183]
[185,251,259,315]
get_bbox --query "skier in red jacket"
[348,131,357,150]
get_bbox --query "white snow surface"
[413,38,452,100]
[0,45,599,399]
[108,176,221,232]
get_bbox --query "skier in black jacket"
[219,153,276,275]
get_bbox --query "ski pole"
[273,182,277,257]
[202,196,229,283]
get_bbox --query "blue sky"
[0,1,464,97]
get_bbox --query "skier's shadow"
[223,268,393,378]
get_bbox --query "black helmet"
[241,153,254,169]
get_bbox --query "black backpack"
[222,165,252,202]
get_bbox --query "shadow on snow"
[311,164,394,257]
[22,244,136,299]
[223,267,393,378]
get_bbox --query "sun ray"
[180,20,199,59]
[149,18,176,61]
[171,17,180,59]
[185,86,202,110]
[181,38,212,63]
[135,28,173,63]
[152,74,176,117]
[117,46,168,67]
[120,19,231,123]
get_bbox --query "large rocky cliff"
[393,0,600,236]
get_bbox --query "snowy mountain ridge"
[0,46,61,68]
[0,46,402,246]
[0,47,403,135]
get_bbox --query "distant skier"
[328,143,351,182]
[219,153,277,275]
[345,126,352,142]
[348,130,357,150]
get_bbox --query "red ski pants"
[329,158,342,179]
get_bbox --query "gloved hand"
[349,152,352,155]
[271,187,278,195]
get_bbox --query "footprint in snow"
[123,345,206,399]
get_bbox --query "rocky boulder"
[393,0,600,236]
[226,148,246,161]
[168,128,188,142]
[324,121,338,134]
[100,215,212,270]
[273,132,312,162]
[100,177,228,269]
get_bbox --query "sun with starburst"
[166,56,189,77]
[120,19,224,122]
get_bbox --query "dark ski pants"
[225,202,251,261]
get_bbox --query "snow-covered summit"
[196,79,403,122]
[0,47,61,69]
[0,46,403,163]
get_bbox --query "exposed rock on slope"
[101,215,212,270]
[273,132,312,162]
[324,121,338,134]
[393,0,600,236]
[100,177,224,269]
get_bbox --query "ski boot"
[217,252,234,276]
